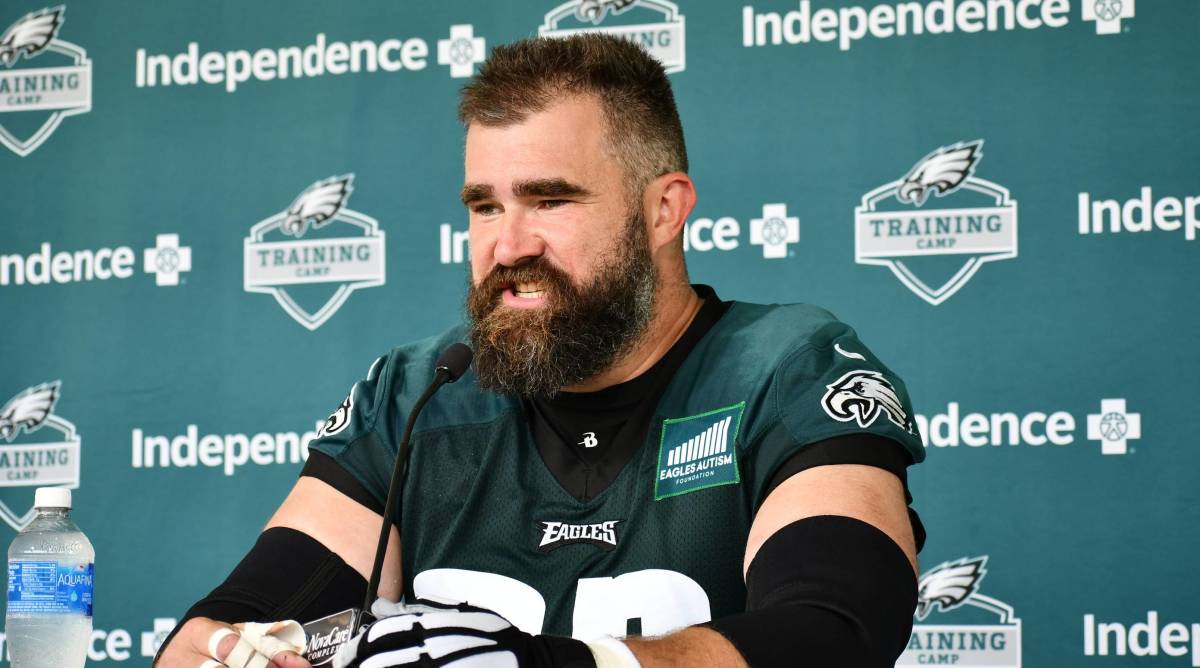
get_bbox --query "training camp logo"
[854,140,1018,305]
[539,0,686,73]
[536,520,621,553]
[899,556,1022,667]
[0,381,81,531]
[0,6,91,156]
[821,370,909,429]
[244,174,386,330]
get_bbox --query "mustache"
[475,258,574,298]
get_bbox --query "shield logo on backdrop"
[539,0,686,73]
[899,556,1022,667]
[243,175,387,331]
[854,141,1018,305]
[0,6,92,157]
[0,382,82,531]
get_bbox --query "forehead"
[464,95,620,191]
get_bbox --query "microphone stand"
[355,366,453,633]
[300,344,471,665]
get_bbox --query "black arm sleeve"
[706,516,917,668]
[154,527,366,665]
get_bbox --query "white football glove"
[333,598,597,668]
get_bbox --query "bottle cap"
[34,487,71,509]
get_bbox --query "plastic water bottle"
[5,487,94,668]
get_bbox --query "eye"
[471,203,500,216]
[538,199,570,210]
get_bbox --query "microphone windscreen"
[435,343,473,382]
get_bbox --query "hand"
[333,599,595,668]
[154,617,311,668]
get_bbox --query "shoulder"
[688,297,922,457]
[374,326,515,434]
[701,299,854,376]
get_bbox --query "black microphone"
[351,343,472,635]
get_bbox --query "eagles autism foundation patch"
[654,403,744,501]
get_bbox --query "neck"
[563,280,702,393]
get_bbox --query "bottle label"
[6,561,93,616]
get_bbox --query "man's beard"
[466,211,657,398]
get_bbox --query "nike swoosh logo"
[835,342,866,360]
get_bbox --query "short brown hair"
[458,34,688,196]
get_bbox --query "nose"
[491,210,546,267]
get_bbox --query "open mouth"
[505,282,546,300]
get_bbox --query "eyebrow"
[460,178,593,206]
[513,178,592,199]
[460,183,494,206]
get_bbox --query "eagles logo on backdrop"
[0,5,91,156]
[0,381,82,531]
[539,0,686,73]
[854,140,1018,305]
[899,556,1022,667]
[243,175,387,331]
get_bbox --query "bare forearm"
[624,627,746,668]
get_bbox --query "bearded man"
[157,34,925,668]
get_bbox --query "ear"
[643,172,697,253]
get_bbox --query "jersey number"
[413,568,712,639]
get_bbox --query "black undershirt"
[302,285,923,548]
[527,285,731,501]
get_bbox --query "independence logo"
[900,555,1022,667]
[539,0,686,73]
[0,6,91,156]
[854,140,1018,305]
[655,403,743,500]
[243,174,386,330]
[0,381,82,531]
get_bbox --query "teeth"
[514,283,544,298]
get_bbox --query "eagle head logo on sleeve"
[316,391,354,438]
[821,370,909,429]
[0,6,63,67]
[282,175,354,238]
[0,382,60,442]
[896,141,982,207]
[915,556,988,620]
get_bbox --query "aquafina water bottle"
[5,487,94,668]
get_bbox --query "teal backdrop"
[1,1,1197,665]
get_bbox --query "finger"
[208,628,238,660]
[218,634,273,668]
[269,652,312,668]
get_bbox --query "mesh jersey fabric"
[306,295,924,637]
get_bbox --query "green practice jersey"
[308,299,925,639]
